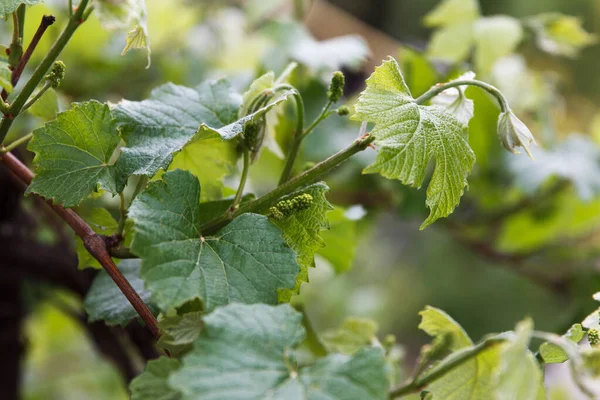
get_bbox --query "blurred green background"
[10,0,600,398]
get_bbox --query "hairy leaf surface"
[168,303,388,400]
[353,58,476,228]
[27,101,120,207]
[0,0,42,18]
[129,169,299,312]
[130,357,182,400]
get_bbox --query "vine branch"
[0,151,160,338]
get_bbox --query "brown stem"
[0,151,160,338]
[11,15,56,88]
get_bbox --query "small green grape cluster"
[327,71,345,103]
[45,60,66,88]
[589,329,600,347]
[269,193,314,220]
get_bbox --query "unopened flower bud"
[327,71,345,103]
[45,60,66,88]
[337,106,350,116]
[497,110,537,160]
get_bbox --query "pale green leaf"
[494,319,544,400]
[424,0,480,27]
[400,48,439,98]
[84,259,155,326]
[353,58,476,229]
[26,101,120,207]
[169,303,388,400]
[240,71,275,117]
[529,13,597,58]
[426,22,474,63]
[130,357,182,400]
[113,80,241,189]
[0,59,11,93]
[128,169,299,312]
[508,135,600,201]
[431,72,476,125]
[270,183,332,302]
[419,306,473,351]
[0,0,42,18]
[318,206,360,274]
[540,324,584,364]
[157,312,203,356]
[474,16,523,75]
[75,207,118,270]
[27,88,59,121]
[322,318,379,355]
[168,137,237,202]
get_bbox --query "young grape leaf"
[322,318,379,355]
[318,206,361,274]
[130,357,182,400]
[528,13,597,58]
[0,0,42,18]
[26,101,120,207]
[84,259,156,327]
[128,169,299,312]
[473,16,523,75]
[74,207,119,270]
[168,136,237,202]
[427,22,475,64]
[270,183,333,302]
[423,0,481,27]
[353,57,476,229]
[508,135,600,201]
[540,324,584,364]
[96,0,151,67]
[27,88,59,121]
[431,72,476,126]
[419,306,472,351]
[494,319,545,400]
[157,312,204,356]
[168,303,388,400]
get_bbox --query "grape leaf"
[113,80,241,190]
[0,0,42,18]
[96,0,151,67]
[494,319,545,400]
[322,318,379,355]
[168,303,388,400]
[473,16,523,75]
[0,59,12,93]
[84,259,156,326]
[419,306,472,351]
[27,101,120,207]
[318,206,360,274]
[27,88,59,121]
[157,312,204,356]
[427,22,474,64]
[270,183,332,302]
[128,169,299,312]
[130,357,182,400]
[540,324,584,364]
[168,136,237,202]
[75,207,119,270]
[423,0,481,27]
[353,57,476,229]
[508,135,600,201]
[528,13,597,58]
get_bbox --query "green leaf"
[540,324,584,364]
[0,59,12,93]
[130,357,182,400]
[494,319,544,400]
[84,259,155,326]
[114,80,241,190]
[0,0,42,18]
[270,183,332,302]
[424,0,480,27]
[353,57,476,229]
[400,48,439,98]
[240,71,275,116]
[26,101,120,207]
[27,88,59,121]
[431,72,476,125]
[75,207,118,270]
[96,0,151,67]
[322,318,379,355]
[157,312,203,356]
[318,206,360,274]
[419,306,473,351]
[528,13,597,58]
[508,135,600,201]
[168,136,237,202]
[473,16,523,75]
[427,22,474,64]
[128,169,299,312]
[169,303,388,400]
